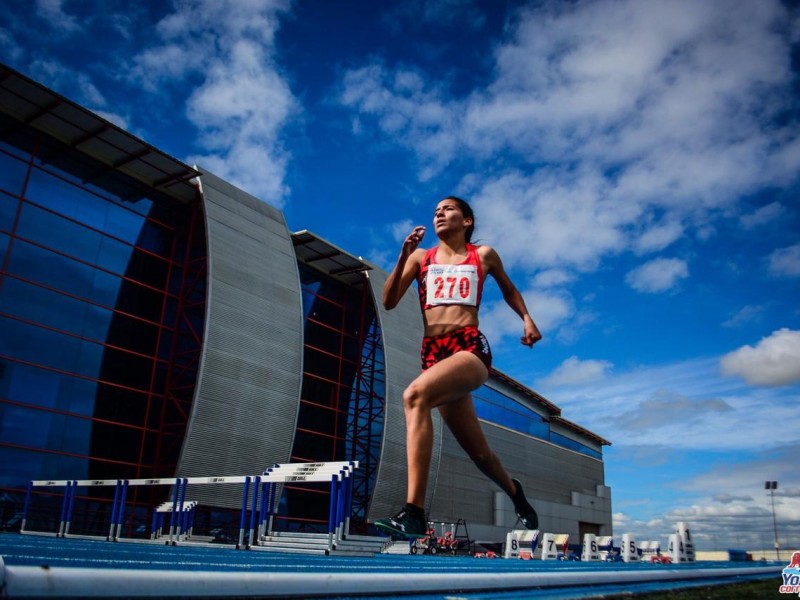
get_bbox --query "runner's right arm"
[382,226,425,310]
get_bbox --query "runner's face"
[433,200,471,236]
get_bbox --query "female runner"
[375,196,542,538]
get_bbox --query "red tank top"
[417,244,485,311]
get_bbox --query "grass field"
[605,576,784,599]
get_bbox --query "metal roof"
[550,415,612,447]
[490,368,562,416]
[291,230,372,286]
[0,63,199,204]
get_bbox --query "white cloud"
[390,219,415,243]
[540,356,613,387]
[768,243,800,278]
[133,0,296,207]
[633,221,684,255]
[35,0,81,33]
[722,305,765,328]
[480,287,573,341]
[470,169,634,272]
[740,202,785,229]
[625,257,689,293]
[720,328,800,387]
[532,269,575,288]
[340,0,800,276]
[615,390,733,432]
[544,356,799,451]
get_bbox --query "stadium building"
[0,64,612,545]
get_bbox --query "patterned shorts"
[421,326,492,371]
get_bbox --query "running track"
[0,533,783,599]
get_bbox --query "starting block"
[621,533,640,562]
[581,533,600,561]
[668,521,695,563]
[504,529,540,559]
[540,533,569,560]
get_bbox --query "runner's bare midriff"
[422,305,479,337]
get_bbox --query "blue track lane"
[0,533,783,599]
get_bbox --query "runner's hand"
[402,226,426,258]
[521,317,542,348]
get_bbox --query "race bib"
[425,264,479,306]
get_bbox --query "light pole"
[765,481,780,561]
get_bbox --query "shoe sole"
[375,521,427,540]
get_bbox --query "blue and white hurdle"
[20,461,380,555]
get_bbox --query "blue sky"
[3,0,799,552]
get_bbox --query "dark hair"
[443,196,475,243]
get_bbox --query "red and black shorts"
[421,326,492,371]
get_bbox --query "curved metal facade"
[175,170,304,508]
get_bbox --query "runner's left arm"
[482,246,542,348]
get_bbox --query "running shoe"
[375,505,428,539]
[511,478,539,530]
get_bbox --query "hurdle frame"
[19,461,362,554]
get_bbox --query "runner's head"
[440,196,475,243]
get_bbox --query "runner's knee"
[403,381,428,411]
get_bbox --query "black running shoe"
[375,505,427,539]
[511,478,538,530]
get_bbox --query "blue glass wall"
[0,126,205,498]
[280,264,384,533]
[473,385,602,459]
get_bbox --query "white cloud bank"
[540,356,613,387]
[721,328,800,387]
[132,0,296,207]
[625,257,689,294]
[341,0,800,275]
[768,243,800,278]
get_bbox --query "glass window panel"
[550,432,601,459]
[0,139,29,161]
[107,311,161,355]
[0,316,104,380]
[16,203,135,275]
[90,421,142,462]
[126,248,169,288]
[0,232,8,265]
[0,193,20,232]
[0,277,115,341]
[0,149,28,199]
[95,381,149,426]
[98,346,154,390]
[474,385,550,439]
[0,447,45,488]
[5,239,124,308]
[25,166,150,233]
[137,219,174,255]
[116,283,165,323]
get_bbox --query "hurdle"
[151,501,198,542]
[19,461,378,555]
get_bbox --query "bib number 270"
[433,276,470,300]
